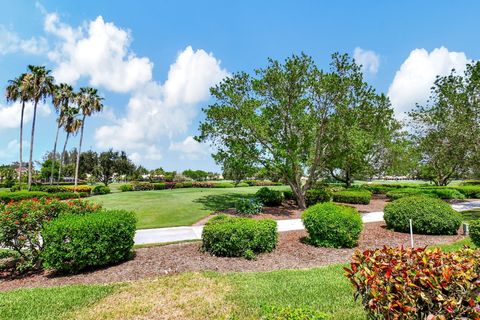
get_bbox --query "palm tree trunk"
[57,132,70,185]
[28,100,38,191]
[18,101,25,186]
[74,115,86,190]
[49,124,61,185]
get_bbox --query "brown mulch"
[0,222,463,291]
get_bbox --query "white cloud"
[0,102,51,130]
[169,136,209,160]
[95,46,228,162]
[353,47,380,75]
[0,140,20,158]
[45,13,153,92]
[387,47,469,117]
[0,26,47,55]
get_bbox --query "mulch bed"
[0,221,463,291]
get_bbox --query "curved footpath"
[134,200,480,245]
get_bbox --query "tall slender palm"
[24,66,55,190]
[5,73,29,185]
[49,83,75,184]
[74,87,103,188]
[57,106,82,184]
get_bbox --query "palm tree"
[74,87,103,188]
[57,106,82,184]
[24,66,55,190]
[50,83,75,184]
[5,73,29,186]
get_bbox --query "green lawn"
[0,284,116,320]
[90,186,289,229]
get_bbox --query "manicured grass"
[0,284,116,320]
[429,237,476,252]
[90,186,288,229]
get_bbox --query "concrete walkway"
[134,201,480,245]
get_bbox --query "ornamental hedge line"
[305,189,332,207]
[42,209,136,273]
[119,180,282,192]
[384,196,462,235]
[201,215,277,259]
[332,190,372,205]
[302,203,362,248]
[0,190,90,203]
[386,187,465,200]
[255,187,284,206]
[345,246,480,319]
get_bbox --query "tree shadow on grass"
[194,193,252,211]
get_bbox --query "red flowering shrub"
[0,198,102,270]
[344,246,480,319]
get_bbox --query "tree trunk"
[57,132,70,185]
[74,116,86,190]
[28,100,38,191]
[49,124,61,185]
[289,181,306,209]
[18,101,25,186]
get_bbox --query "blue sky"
[0,1,478,171]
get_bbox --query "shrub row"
[13,184,94,194]
[0,190,90,203]
[332,190,371,205]
[244,180,282,186]
[120,181,243,192]
[305,189,332,206]
[345,246,480,319]
[42,210,136,273]
[462,180,480,186]
[384,196,462,235]
[302,203,362,248]
[255,187,284,206]
[202,215,277,259]
[386,187,465,200]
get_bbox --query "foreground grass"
[90,186,288,229]
[0,284,116,320]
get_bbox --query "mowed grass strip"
[90,186,288,229]
[0,284,116,320]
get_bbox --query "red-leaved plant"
[344,246,480,320]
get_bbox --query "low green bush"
[255,187,284,206]
[305,189,332,207]
[386,187,465,200]
[262,306,328,320]
[92,185,111,195]
[0,190,50,203]
[469,220,480,247]
[42,210,136,273]
[283,190,296,201]
[51,192,80,200]
[212,182,235,188]
[453,186,480,198]
[302,202,362,248]
[235,182,249,187]
[131,182,155,191]
[235,198,263,215]
[462,180,480,186]
[202,215,277,259]
[384,196,462,235]
[332,190,371,205]
[119,184,133,192]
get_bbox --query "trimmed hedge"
[462,180,480,186]
[0,191,50,203]
[235,198,263,215]
[255,187,284,206]
[453,186,480,198]
[202,215,277,259]
[469,220,480,247]
[92,185,111,195]
[386,187,465,200]
[119,184,133,192]
[384,196,462,235]
[332,190,371,205]
[302,202,363,248]
[42,210,136,273]
[305,189,332,207]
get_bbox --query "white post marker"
[409,219,414,248]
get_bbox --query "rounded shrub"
[332,190,371,205]
[119,184,133,192]
[202,215,277,259]
[235,198,263,215]
[302,202,362,248]
[92,185,111,195]
[255,187,284,206]
[384,196,462,235]
[305,189,332,207]
[468,220,480,247]
[42,210,136,273]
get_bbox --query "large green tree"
[409,64,480,185]
[95,150,135,186]
[199,54,342,208]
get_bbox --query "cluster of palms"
[5,65,104,190]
